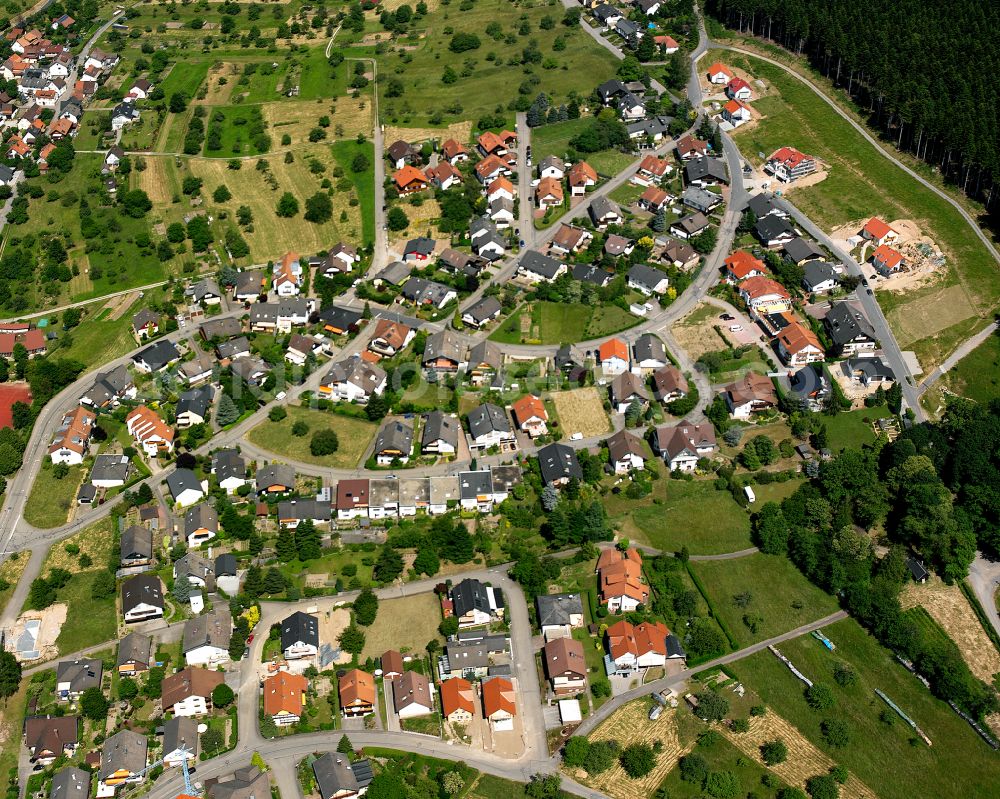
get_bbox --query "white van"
[570,432,583,441]
[744,486,756,503]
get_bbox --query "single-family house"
[23,716,78,765]
[55,658,102,700]
[401,277,457,309]
[98,730,147,788]
[543,637,587,694]
[588,196,622,228]
[48,406,95,465]
[606,429,646,473]
[336,479,370,520]
[684,157,729,186]
[120,526,153,568]
[537,442,582,487]
[162,717,199,768]
[452,578,504,627]
[598,337,630,375]
[263,671,308,726]
[132,340,180,373]
[536,593,585,640]
[125,406,174,456]
[872,244,904,276]
[670,212,711,240]
[442,138,470,164]
[722,98,751,127]
[568,161,598,195]
[724,250,766,284]
[598,548,648,612]
[117,633,153,675]
[482,677,516,731]
[462,296,502,329]
[393,671,434,718]
[726,76,753,100]
[320,357,387,403]
[627,263,670,296]
[466,403,515,451]
[89,454,131,489]
[824,302,878,355]
[535,176,563,209]
[166,469,205,508]
[339,669,376,717]
[312,753,373,799]
[776,322,825,366]
[183,503,218,547]
[256,463,295,495]
[802,261,839,294]
[723,372,778,418]
[651,365,688,403]
[49,768,88,799]
[782,237,826,266]
[182,607,232,666]
[707,62,733,84]
[440,678,475,723]
[605,619,670,673]
[633,333,668,370]
[765,147,816,182]
[537,155,565,180]
[176,385,213,429]
[861,217,898,247]
[676,134,709,160]
[739,275,792,315]
[373,419,413,465]
[393,164,429,194]
[121,574,164,623]
[610,371,650,414]
[518,250,566,283]
[423,330,466,372]
[161,667,224,717]
[653,423,717,471]
[511,394,548,438]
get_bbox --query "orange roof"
[393,164,428,189]
[478,130,507,154]
[724,250,765,279]
[511,394,547,427]
[360,350,381,364]
[739,275,790,301]
[724,99,748,115]
[606,619,669,660]
[487,176,514,195]
[599,338,629,363]
[339,669,375,708]
[641,186,669,206]
[654,35,679,48]
[776,321,823,355]
[475,154,506,179]
[425,161,461,183]
[600,558,648,604]
[568,161,597,187]
[708,61,733,78]
[768,146,811,168]
[863,217,894,239]
[537,176,563,200]
[125,405,174,445]
[872,244,903,269]
[372,318,412,350]
[440,677,475,718]
[39,143,55,160]
[482,677,516,718]
[263,671,308,717]
[49,406,95,457]
[442,138,469,159]
[8,137,29,156]
[638,155,669,176]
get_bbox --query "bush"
[584,739,620,775]
[269,406,288,422]
[619,743,656,778]
[805,683,835,711]
[706,771,741,798]
[679,752,708,784]
[694,690,729,722]
[760,738,788,765]
[310,429,339,456]
[820,718,850,748]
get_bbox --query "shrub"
[619,743,655,778]
[310,429,339,456]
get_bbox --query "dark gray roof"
[468,340,503,370]
[423,330,466,365]
[174,551,214,581]
[467,403,510,438]
[633,333,667,364]
[572,264,613,286]
[844,356,895,382]
[209,766,270,799]
[200,317,242,340]
[537,442,582,485]
[374,419,413,456]
[121,574,163,613]
[536,593,584,627]
[162,716,199,759]
[405,237,436,256]
[906,556,929,582]
[422,410,459,448]
[755,215,796,243]
[256,463,295,492]
[802,260,837,290]
[464,296,502,324]
[747,193,782,219]
[120,526,152,561]
[684,158,729,184]
[168,469,202,501]
[91,453,132,484]
[682,186,722,212]
[520,250,564,279]
[233,270,265,296]
[401,276,455,307]
[459,470,493,500]
[281,611,319,651]
[55,658,102,693]
[665,633,686,657]
[215,553,237,576]
[216,336,250,360]
[452,578,498,618]
[182,606,231,653]
[628,263,668,291]
[782,237,824,263]
[824,302,877,346]
[374,261,411,286]
[627,115,672,137]
[212,449,247,484]
[117,632,152,670]
[313,753,373,799]
[589,195,621,222]
[276,499,331,522]
[133,339,180,371]
[184,503,218,537]
[318,305,364,332]
[177,385,213,420]
[50,768,89,799]
[99,730,147,779]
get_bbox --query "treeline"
[705,0,1000,207]
[751,398,1000,719]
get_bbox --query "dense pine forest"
[705,0,1000,210]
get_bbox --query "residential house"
[312,753,373,799]
[610,371,649,414]
[598,337,630,375]
[824,302,877,355]
[121,574,164,623]
[511,395,548,438]
[324,242,361,273]
[627,263,670,296]
[48,406,95,465]
[592,6,622,29]
[477,129,516,158]
[765,147,816,182]
[176,385,213,429]
[393,164,429,194]
[661,238,700,270]
[543,637,587,695]
[182,606,232,666]
[248,299,313,333]
[132,339,180,373]
[425,161,462,190]
[398,478,430,516]
[684,157,729,186]
[683,185,722,214]
[537,155,565,180]
[166,469,204,508]
[428,475,460,514]
[783,237,826,265]
[161,667,224,717]
[470,219,506,259]
[724,250,766,284]
[55,658,102,700]
[458,470,495,513]
[462,296,502,329]
[336,479,370,520]
[747,193,788,220]
[387,139,420,169]
[23,716,78,765]
[215,554,240,595]
[339,669,376,717]
[110,101,138,131]
[440,678,475,723]
[128,78,153,100]
[573,264,613,288]
[550,224,593,255]
[676,134,709,160]
[209,767,272,799]
[285,334,321,366]
[535,176,563,209]
[116,633,153,675]
[400,277,457,309]
[321,357,387,404]
[90,454,131,488]
[466,403,514,451]
[98,730,146,788]
[162,717,198,768]
[872,244,904,276]
[452,578,504,627]
[537,442,582,487]
[318,305,364,336]
[373,419,413,465]
[605,619,670,674]
[211,449,248,495]
[474,154,509,184]
[568,161,598,195]
[802,261,839,294]
[536,593,585,640]
[49,768,88,799]
[861,217,898,247]
[277,499,331,529]
[723,372,778,418]
[180,353,216,386]
[393,671,434,718]
[598,548,648,613]
[79,365,136,409]
[589,196,622,228]
[272,252,302,297]
[654,423,717,471]
[423,330,466,372]
[639,185,670,213]
[263,671,308,726]
[485,175,515,203]
[651,365,688,403]
[183,503,218,547]
[842,356,895,387]
[422,410,459,455]
[441,138,470,164]
[488,196,516,229]
[722,98,751,127]
[482,677,516,731]
[628,114,673,144]
[670,212,711,240]
[132,308,159,340]
[120,526,153,568]
[726,76,753,100]
[256,463,296,495]
[233,270,266,302]
[189,278,222,306]
[655,34,680,52]
[518,250,567,283]
[707,62,733,84]
[606,429,646,473]
[739,275,792,316]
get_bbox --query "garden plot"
[261,98,373,145]
[573,701,689,799]
[550,388,611,437]
[722,710,875,799]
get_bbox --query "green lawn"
[821,405,891,452]
[53,570,118,655]
[691,553,840,647]
[529,118,592,161]
[53,297,144,369]
[606,479,753,555]
[938,331,1000,403]
[587,149,639,177]
[23,463,85,529]
[331,139,376,245]
[725,52,998,367]
[0,552,29,619]
[490,301,639,344]
[374,0,620,125]
[730,617,1000,799]
[280,547,375,593]
[204,105,270,157]
[246,406,376,468]
[750,478,806,505]
[159,61,211,101]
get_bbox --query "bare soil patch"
[197,63,238,105]
[673,303,728,361]
[550,388,612,437]
[7,604,67,662]
[722,710,877,798]
[385,120,472,147]
[315,607,352,665]
[886,283,976,348]
[261,98,373,145]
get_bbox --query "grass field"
[530,118,592,161]
[821,405,892,451]
[359,594,443,659]
[246,406,376,468]
[203,105,271,157]
[936,331,1000,405]
[331,139,376,245]
[43,518,116,574]
[606,479,753,555]
[730,617,1000,799]
[374,0,619,125]
[691,553,840,647]
[23,464,85,529]
[159,60,211,101]
[54,570,118,655]
[261,96,373,148]
[490,301,639,344]
[0,553,29,619]
[724,51,998,368]
[54,295,145,369]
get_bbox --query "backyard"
[729,617,1000,799]
[246,406,377,468]
[490,301,639,345]
[23,464,85,529]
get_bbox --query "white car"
[729,324,743,332]
[570,432,583,441]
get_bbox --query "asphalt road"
[918,321,998,395]
[967,554,1000,640]
[515,112,536,250]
